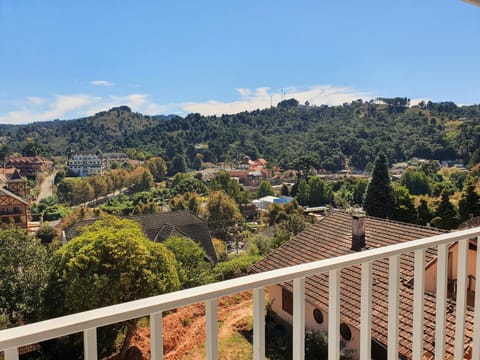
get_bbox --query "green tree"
[281,183,289,196]
[210,171,242,202]
[173,177,208,196]
[131,167,154,193]
[36,222,57,244]
[213,255,261,281]
[192,155,203,171]
[72,179,94,205]
[145,157,168,182]
[281,212,306,236]
[0,226,48,326]
[171,172,189,187]
[44,217,180,317]
[56,179,75,204]
[391,185,417,224]
[296,178,310,206]
[170,154,187,175]
[262,203,289,227]
[257,180,275,198]
[458,179,480,222]
[308,176,333,206]
[89,175,108,203]
[54,170,65,185]
[417,199,433,226]
[353,179,368,205]
[247,234,274,256]
[363,153,394,218]
[23,141,44,157]
[169,192,202,215]
[468,148,480,168]
[164,236,212,288]
[205,191,242,230]
[432,191,460,229]
[400,169,431,195]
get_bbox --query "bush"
[213,255,261,281]
[43,204,72,221]
[36,223,57,244]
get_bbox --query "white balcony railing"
[1,227,480,360]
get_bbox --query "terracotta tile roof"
[63,211,217,264]
[251,211,475,359]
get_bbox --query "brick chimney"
[351,210,366,251]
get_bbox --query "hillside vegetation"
[2,100,479,171]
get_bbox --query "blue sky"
[0,0,479,124]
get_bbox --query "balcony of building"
[1,227,480,360]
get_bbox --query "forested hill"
[2,100,480,171]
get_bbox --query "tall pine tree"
[458,178,480,222]
[432,190,459,229]
[363,152,394,218]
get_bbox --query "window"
[340,323,352,341]
[313,308,323,324]
[282,287,293,315]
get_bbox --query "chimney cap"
[352,208,366,218]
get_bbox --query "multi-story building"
[5,156,52,178]
[0,170,29,229]
[67,150,106,177]
[102,152,129,168]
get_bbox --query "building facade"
[0,170,29,229]
[67,150,106,176]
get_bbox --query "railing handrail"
[1,226,479,351]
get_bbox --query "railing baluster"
[388,255,400,360]
[206,298,218,360]
[472,236,480,360]
[253,287,265,360]
[84,328,97,360]
[454,239,469,360]
[328,269,340,360]
[150,312,163,360]
[293,278,305,360]
[413,249,425,359]
[5,348,18,360]
[435,243,448,359]
[360,261,372,360]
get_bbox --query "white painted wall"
[267,285,360,359]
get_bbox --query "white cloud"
[0,93,167,124]
[181,85,372,115]
[91,80,115,87]
[409,97,430,107]
[0,95,101,124]
[27,96,47,105]
[0,84,374,124]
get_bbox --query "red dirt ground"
[106,291,253,360]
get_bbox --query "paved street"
[37,171,56,201]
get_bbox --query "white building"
[67,150,106,177]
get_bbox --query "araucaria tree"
[363,152,394,218]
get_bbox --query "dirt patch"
[105,291,253,360]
